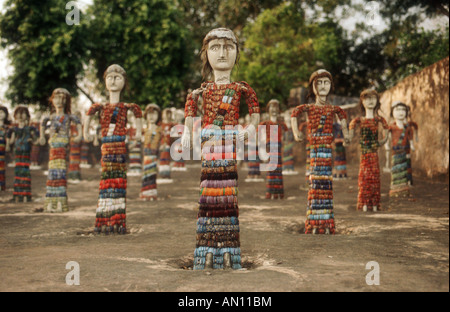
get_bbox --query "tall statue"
[348,89,389,212]
[6,106,39,202]
[0,105,11,191]
[30,109,42,169]
[140,104,162,201]
[40,88,82,212]
[260,99,287,199]
[182,28,260,269]
[158,108,174,182]
[68,110,83,183]
[384,101,415,198]
[291,69,349,234]
[84,64,142,234]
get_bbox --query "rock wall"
[379,57,449,181]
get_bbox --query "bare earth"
[0,161,448,292]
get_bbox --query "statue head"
[103,64,127,93]
[162,108,172,123]
[359,89,380,116]
[307,69,334,102]
[200,28,239,81]
[49,88,71,114]
[266,99,280,118]
[144,103,161,125]
[13,105,31,124]
[0,105,10,125]
[391,101,408,121]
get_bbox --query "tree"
[237,2,347,107]
[85,0,191,108]
[0,0,88,107]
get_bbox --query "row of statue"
[0,28,419,270]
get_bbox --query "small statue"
[40,88,82,212]
[384,101,415,198]
[6,106,39,202]
[30,109,42,169]
[68,110,83,183]
[140,104,162,200]
[84,64,142,234]
[348,89,389,212]
[0,105,11,191]
[126,112,143,176]
[182,28,260,269]
[158,108,174,183]
[291,69,349,234]
[406,105,418,186]
[260,99,287,199]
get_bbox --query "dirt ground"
[0,160,448,292]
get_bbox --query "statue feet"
[363,205,368,212]
[205,253,214,269]
[223,252,232,269]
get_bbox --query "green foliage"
[237,3,345,106]
[85,0,191,108]
[0,0,87,107]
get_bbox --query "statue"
[0,105,11,191]
[39,88,82,212]
[127,112,142,176]
[84,64,142,234]
[68,110,83,183]
[140,103,162,200]
[384,101,415,198]
[406,105,418,186]
[245,113,263,182]
[6,106,39,202]
[182,28,260,269]
[291,69,349,234]
[348,89,389,212]
[30,109,42,169]
[158,108,174,183]
[260,99,287,199]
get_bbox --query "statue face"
[268,104,279,118]
[105,72,125,92]
[0,110,6,122]
[362,95,378,111]
[17,112,28,122]
[52,92,66,111]
[393,105,407,120]
[313,77,332,97]
[207,38,237,72]
[147,110,159,124]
